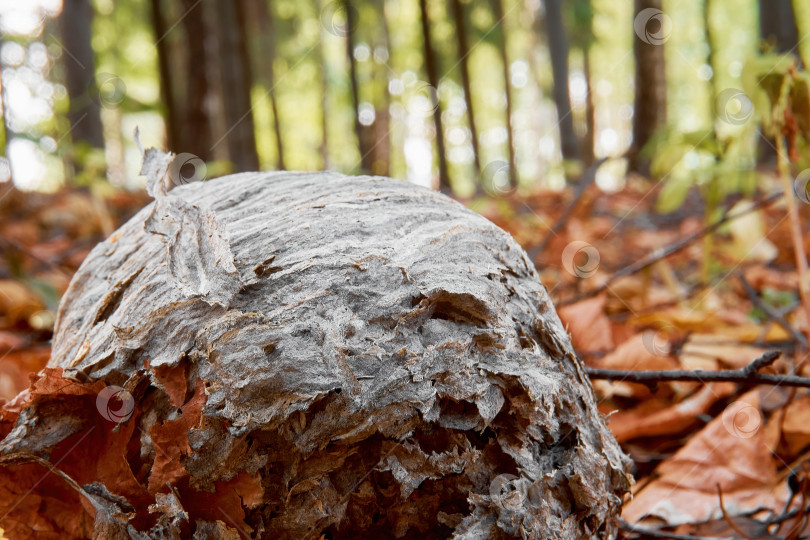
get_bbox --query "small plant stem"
[776,134,810,350]
[702,199,714,286]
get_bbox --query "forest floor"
[1,174,809,538]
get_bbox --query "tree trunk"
[0,160,630,538]
[248,0,285,170]
[630,0,667,173]
[492,0,518,186]
[372,0,392,177]
[583,46,596,164]
[704,0,719,110]
[759,0,799,53]
[207,0,259,172]
[419,0,450,190]
[59,0,105,150]
[179,0,212,161]
[527,4,549,183]
[150,0,180,150]
[758,0,798,164]
[345,0,374,173]
[0,46,13,182]
[543,0,580,162]
[318,3,330,170]
[450,0,481,175]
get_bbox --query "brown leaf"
[605,383,736,443]
[623,389,788,524]
[148,379,205,494]
[557,294,614,355]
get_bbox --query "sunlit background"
[1,0,795,198]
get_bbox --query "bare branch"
[585,350,810,388]
[561,191,783,306]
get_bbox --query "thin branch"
[618,518,743,540]
[586,350,810,388]
[765,502,810,525]
[739,272,807,349]
[716,485,755,540]
[775,134,810,350]
[560,191,783,306]
[0,236,74,278]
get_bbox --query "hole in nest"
[421,291,494,327]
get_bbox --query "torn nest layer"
[0,170,630,539]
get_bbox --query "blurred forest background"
[4,1,810,537]
[1,0,809,196]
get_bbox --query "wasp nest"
[0,159,629,539]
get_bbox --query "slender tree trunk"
[320,51,329,169]
[179,0,212,160]
[249,0,285,170]
[266,2,286,171]
[318,4,330,170]
[269,89,285,169]
[419,0,450,190]
[757,0,798,164]
[150,0,179,150]
[344,0,374,173]
[704,0,719,109]
[0,43,13,182]
[544,0,579,162]
[492,0,517,186]
[450,0,481,175]
[208,0,259,172]
[372,0,392,177]
[583,47,595,164]
[630,0,667,173]
[59,0,105,150]
[760,0,799,53]
[527,2,549,184]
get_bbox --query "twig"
[716,485,755,540]
[785,470,810,540]
[585,350,810,388]
[618,518,744,540]
[529,157,607,259]
[765,502,810,525]
[776,134,810,350]
[739,272,807,349]
[0,236,73,278]
[559,191,783,306]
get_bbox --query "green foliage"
[651,127,756,214]
[3,0,809,194]
[652,52,810,217]
[564,0,594,49]
[23,277,61,311]
[742,53,810,151]
[69,144,108,187]
[92,0,161,109]
[748,288,797,323]
[737,52,810,201]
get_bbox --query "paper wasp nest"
[0,165,629,539]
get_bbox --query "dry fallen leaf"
[623,388,789,525]
[604,382,735,443]
[557,294,614,354]
[780,394,810,456]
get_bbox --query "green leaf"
[656,174,693,214]
[23,278,61,312]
